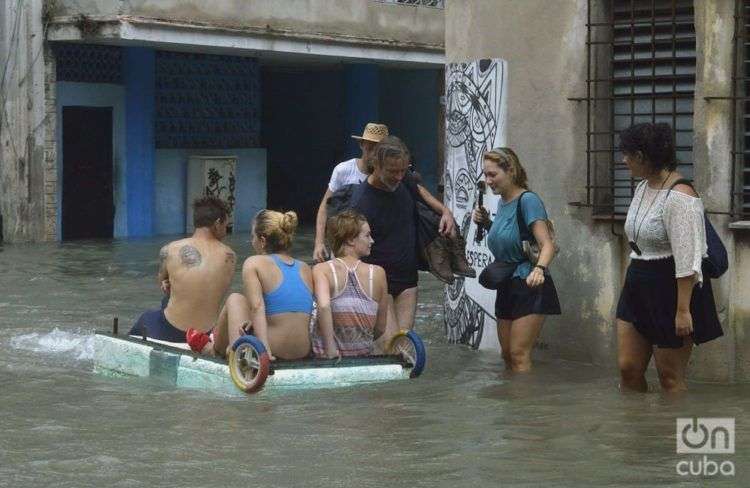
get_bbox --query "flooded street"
[1,229,747,487]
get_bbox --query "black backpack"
[667,179,728,279]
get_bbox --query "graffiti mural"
[444,59,508,349]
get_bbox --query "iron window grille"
[738,0,750,219]
[704,0,750,221]
[575,0,696,217]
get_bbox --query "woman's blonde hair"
[253,209,298,253]
[483,147,529,189]
[326,210,368,257]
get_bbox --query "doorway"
[62,106,114,239]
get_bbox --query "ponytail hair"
[253,209,298,253]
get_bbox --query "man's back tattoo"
[179,245,202,267]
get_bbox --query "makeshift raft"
[93,329,426,395]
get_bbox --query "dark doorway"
[62,106,114,239]
[262,68,345,223]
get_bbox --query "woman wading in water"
[615,123,722,392]
[473,148,561,372]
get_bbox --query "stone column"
[692,0,738,382]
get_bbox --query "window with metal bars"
[740,0,750,219]
[579,0,696,216]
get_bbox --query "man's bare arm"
[313,189,334,262]
[417,184,446,214]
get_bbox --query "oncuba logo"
[676,418,735,477]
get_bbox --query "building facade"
[0,0,445,241]
[445,0,749,383]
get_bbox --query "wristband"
[534,264,547,272]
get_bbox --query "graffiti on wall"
[444,59,508,349]
[186,156,237,233]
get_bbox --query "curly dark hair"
[193,196,229,228]
[618,122,677,172]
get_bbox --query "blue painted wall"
[124,47,156,237]
[380,69,441,194]
[154,149,267,235]
[56,82,127,239]
[56,45,266,239]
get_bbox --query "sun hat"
[351,123,389,143]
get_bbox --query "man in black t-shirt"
[351,135,455,338]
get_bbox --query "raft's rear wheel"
[388,330,426,378]
[228,335,270,394]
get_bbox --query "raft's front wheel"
[388,330,426,378]
[228,335,270,394]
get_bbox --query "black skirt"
[616,257,723,348]
[494,274,562,321]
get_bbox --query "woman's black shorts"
[494,273,562,321]
[616,257,723,348]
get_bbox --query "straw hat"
[351,123,389,143]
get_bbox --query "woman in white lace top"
[616,123,722,393]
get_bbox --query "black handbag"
[478,261,518,290]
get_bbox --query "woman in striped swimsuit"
[312,210,389,358]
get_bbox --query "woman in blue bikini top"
[246,209,314,360]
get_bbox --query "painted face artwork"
[446,61,501,178]
[444,58,508,350]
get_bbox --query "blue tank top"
[263,254,314,316]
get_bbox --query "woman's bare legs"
[617,319,652,392]
[506,314,545,372]
[653,341,693,392]
[497,319,513,369]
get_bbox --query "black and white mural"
[444,59,508,350]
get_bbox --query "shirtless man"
[129,196,235,343]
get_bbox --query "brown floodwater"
[0,229,747,487]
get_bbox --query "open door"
[62,106,114,240]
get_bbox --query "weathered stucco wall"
[446,0,621,366]
[0,0,50,242]
[50,0,444,51]
[446,0,746,382]
[692,0,736,382]
[733,240,750,381]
